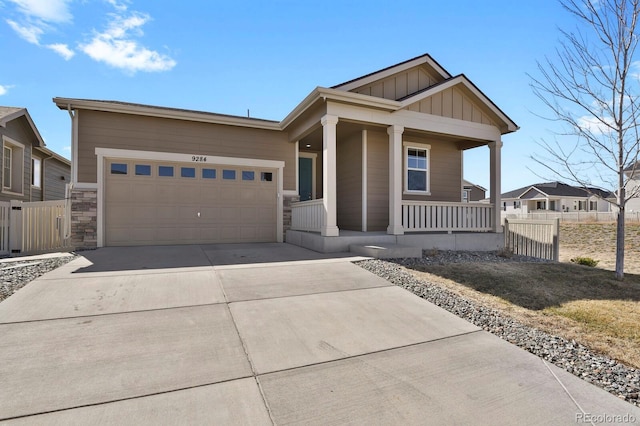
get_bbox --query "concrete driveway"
[0,243,638,425]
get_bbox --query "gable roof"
[0,106,46,147]
[502,182,614,199]
[331,53,452,91]
[463,179,487,191]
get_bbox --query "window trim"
[31,155,41,188]
[2,136,25,196]
[403,142,431,195]
[3,146,12,190]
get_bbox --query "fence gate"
[6,200,70,257]
[504,218,560,261]
[0,201,10,256]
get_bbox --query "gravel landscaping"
[0,254,78,303]
[356,252,640,407]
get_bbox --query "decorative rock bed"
[0,255,78,303]
[356,252,640,407]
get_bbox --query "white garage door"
[105,159,277,246]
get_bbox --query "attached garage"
[98,149,284,247]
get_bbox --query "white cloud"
[6,18,43,44]
[47,43,74,60]
[577,115,615,134]
[80,12,176,73]
[63,145,71,152]
[0,85,12,96]
[8,0,72,23]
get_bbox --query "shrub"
[570,256,599,267]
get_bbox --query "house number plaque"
[191,156,207,162]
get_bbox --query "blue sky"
[1,0,573,193]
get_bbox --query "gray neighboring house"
[0,107,71,202]
[501,181,614,214]
[625,161,640,212]
[462,179,486,202]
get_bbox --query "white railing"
[291,199,325,232]
[502,211,640,223]
[402,201,493,232]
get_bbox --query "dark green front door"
[299,157,313,201]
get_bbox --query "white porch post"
[489,138,503,233]
[387,125,404,235]
[321,114,339,236]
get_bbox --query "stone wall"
[283,194,299,238]
[70,188,97,249]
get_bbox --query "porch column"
[489,138,503,233]
[387,125,404,235]
[321,114,339,237]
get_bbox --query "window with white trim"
[3,146,12,190]
[2,137,25,195]
[405,144,430,193]
[32,156,41,188]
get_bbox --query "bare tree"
[530,0,640,279]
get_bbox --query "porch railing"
[402,201,493,232]
[291,199,325,232]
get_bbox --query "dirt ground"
[559,222,640,274]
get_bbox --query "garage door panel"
[106,160,277,246]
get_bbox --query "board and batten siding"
[77,110,296,189]
[366,130,389,231]
[406,86,497,126]
[352,66,443,101]
[337,132,362,231]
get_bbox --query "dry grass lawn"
[405,223,640,369]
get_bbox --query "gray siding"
[43,157,70,200]
[366,130,389,231]
[0,117,34,202]
[337,132,362,231]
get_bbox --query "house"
[463,179,486,202]
[54,53,518,251]
[501,182,614,214]
[624,161,640,212]
[0,107,71,202]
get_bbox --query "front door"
[299,157,313,201]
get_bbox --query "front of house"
[55,54,518,251]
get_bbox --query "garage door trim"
[95,147,285,247]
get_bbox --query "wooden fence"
[504,218,560,261]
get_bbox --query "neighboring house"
[55,53,518,251]
[501,182,614,214]
[0,107,71,202]
[463,179,486,202]
[625,161,640,212]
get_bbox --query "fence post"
[553,218,560,262]
[504,218,510,251]
[9,200,22,256]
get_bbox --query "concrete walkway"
[0,243,638,425]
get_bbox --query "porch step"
[349,243,423,259]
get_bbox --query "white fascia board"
[95,148,285,169]
[326,102,501,142]
[398,75,518,133]
[333,56,451,92]
[54,98,281,131]
[1,108,46,146]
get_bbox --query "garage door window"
[261,172,273,182]
[135,165,151,176]
[181,167,196,178]
[242,171,255,181]
[159,166,174,177]
[202,168,216,179]
[223,170,236,180]
[111,163,127,175]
